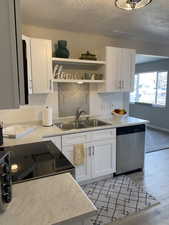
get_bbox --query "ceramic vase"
[54,40,70,58]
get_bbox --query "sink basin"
[55,119,111,131]
[86,119,109,127]
[59,122,86,130]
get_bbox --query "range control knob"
[3,175,11,184]
[3,192,12,203]
[3,185,11,194]
[3,164,10,173]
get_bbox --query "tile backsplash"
[58,83,89,117]
[0,85,128,124]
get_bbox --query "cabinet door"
[62,144,91,182]
[105,47,122,92]
[105,47,136,93]
[30,38,52,94]
[92,139,116,178]
[121,48,136,92]
[0,0,22,109]
[22,35,33,94]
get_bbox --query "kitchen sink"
[86,119,109,127]
[55,119,111,131]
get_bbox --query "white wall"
[23,25,169,58]
[130,59,169,131]
[0,105,43,124]
[89,84,124,117]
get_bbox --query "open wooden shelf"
[52,57,105,66]
[52,79,105,84]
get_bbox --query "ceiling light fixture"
[115,0,152,11]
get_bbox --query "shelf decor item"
[115,0,152,11]
[53,64,63,79]
[54,40,70,58]
[95,74,103,80]
[79,51,97,61]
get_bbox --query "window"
[130,71,168,106]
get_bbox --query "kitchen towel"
[73,144,85,166]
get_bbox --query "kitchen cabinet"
[103,46,136,93]
[62,129,116,182]
[62,132,90,182]
[29,38,53,94]
[22,35,32,94]
[22,35,33,94]
[91,139,116,178]
[0,0,25,109]
[62,144,91,182]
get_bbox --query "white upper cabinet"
[30,38,53,94]
[104,46,136,93]
[22,35,33,94]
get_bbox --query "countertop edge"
[1,117,149,147]
[43,119,149,138]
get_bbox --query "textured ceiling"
[21,0,169,44]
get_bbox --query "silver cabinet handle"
[29,80,33,94]
[122,80,125,89]
[119,80,121,89]
[49,80,52,90]
[88,146,92,157]
[92,146,95,156]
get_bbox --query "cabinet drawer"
[91,128,116,141]
[62,133,88,146]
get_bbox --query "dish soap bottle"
[0,122,3,146]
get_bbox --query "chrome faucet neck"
[75,108,86,121]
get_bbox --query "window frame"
[130,70,168,107]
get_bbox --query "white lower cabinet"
[91,139,116,178]
[62,144,91,182]
[62,129,116,182]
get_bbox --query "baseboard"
[147,124,169,133]
[78,174,113,185]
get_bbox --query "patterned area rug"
[81,176,159,225]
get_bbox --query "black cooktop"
[0,141,74,184]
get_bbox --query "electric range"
[0,141,75,184]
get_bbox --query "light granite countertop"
[1,116,149,147]
[0,173,97,225]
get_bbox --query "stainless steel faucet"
[75,108,87,121]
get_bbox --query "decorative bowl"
[112,109,127,121]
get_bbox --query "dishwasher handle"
[116,125,145,135]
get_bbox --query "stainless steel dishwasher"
[116,124,145,175]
